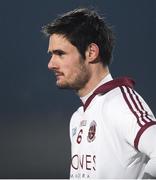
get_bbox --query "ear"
[85,43,100,63]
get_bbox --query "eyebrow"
[48,49,66,55]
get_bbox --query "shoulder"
[70,106,83,127]
[69,106,83,141]
[100,86,130,115]
[98,86,135,136]
[100,85,155,147]
[71,106,83,119]
[101,86,154,121]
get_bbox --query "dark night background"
[0,0,155,178]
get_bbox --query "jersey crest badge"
[87,120,96,142]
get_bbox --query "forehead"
[48,34,75,51]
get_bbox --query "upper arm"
[138,124,156,156]
[139,124,156,177]
[119,86,156,150]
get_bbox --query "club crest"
[87,120,96,142]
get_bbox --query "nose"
[48,56,58,70]
[48,57,53,70]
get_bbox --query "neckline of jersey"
[83,77,135,112]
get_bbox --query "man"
[42,8,156,179]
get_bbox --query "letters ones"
[71,154,96,171]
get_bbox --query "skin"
[48,34,109,97]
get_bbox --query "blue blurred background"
[0,0,155,178]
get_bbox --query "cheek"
[65,67,78,79]
[63,56,86,78]
[70,64,88,79]
[63,62,78,76]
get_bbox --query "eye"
[56,51,65,57]
[49,50,66,58]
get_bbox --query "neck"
[77,65,110,97]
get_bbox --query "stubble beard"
[56,62,90,92]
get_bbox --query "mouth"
[54,71,64,79]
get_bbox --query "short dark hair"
[42,8,115,65]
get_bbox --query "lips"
[55,72,63,76]
[54,71,64,79]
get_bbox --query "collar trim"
[83,77,135,111]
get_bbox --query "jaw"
[55,71,90,92]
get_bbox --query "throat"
[79,73,113,104]
[77,66,110,97]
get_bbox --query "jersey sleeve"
[119,86,156,149]
[119,86,156,177]
[138,125,156,177]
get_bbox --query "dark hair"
[42,8,115,65]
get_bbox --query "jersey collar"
[83,77,135,112]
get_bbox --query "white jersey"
[69,75,156,179]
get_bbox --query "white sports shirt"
[69,74,156,179]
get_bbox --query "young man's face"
[48,34,90,90]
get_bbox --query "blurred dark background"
[0,0,155,178]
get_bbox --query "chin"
[56,81,71,89]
